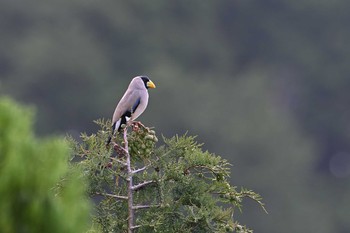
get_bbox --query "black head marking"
[140,76,150,89]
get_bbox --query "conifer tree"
[0,97,91,233]
[72,120,266,233]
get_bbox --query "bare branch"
[132,180,156,191]
[95,192,128,200]
[132,165,149,174]
[123,127,134,233]
[132,204,160,210]
[130,225,142,230]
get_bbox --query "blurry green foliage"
[0,97,90,233]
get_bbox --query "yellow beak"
[147,80,156,89]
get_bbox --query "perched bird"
[107,76,156,144]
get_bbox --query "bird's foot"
[131,121,146,132]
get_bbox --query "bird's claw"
[130,121,146,131]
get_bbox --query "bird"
[107,76,156,144]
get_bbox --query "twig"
[95,192,128,200]
[130,225,142,230]
[132,165,149,174]
[132,180,156,191]
[132,204,160,210]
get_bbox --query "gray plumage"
[107,76,155,144]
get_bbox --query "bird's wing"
[131,97,141,114]
[130,90,149,121]
[112,89,141,125]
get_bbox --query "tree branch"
[132,165,149,174]
[123,127,135,233]
[95,192,128,200]
[130,225,142,230]
[132,204,160,210]
[132,180,156,191]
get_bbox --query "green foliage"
[72,119,265,233]
[0,97,91,233]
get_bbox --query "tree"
[71,119,266,233]
[0,97,91,233]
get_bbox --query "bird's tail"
[106,136,112,145]
[106,122,117,146]
[106,116,129,146]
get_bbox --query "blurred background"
[1,1,350,232]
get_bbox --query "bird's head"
[139,76,156,89]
